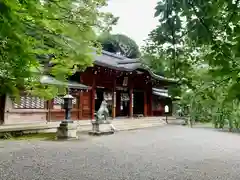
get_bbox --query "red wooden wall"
[49,65,167,121]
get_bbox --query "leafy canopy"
[143,0,240,129]
[98,33,141,58]
[151,0,240,94]
[0,0,115,98]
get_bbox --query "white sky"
[102,0,159,48]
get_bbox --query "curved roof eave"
[94,61,133,72]
[93,51,177,83]
[153,91,171,98]
[139,64,177,83]
[117,63,177,83]
[94,61,177,83]
[40,75,89,89]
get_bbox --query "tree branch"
[224,0,240,29]
[188,1,214,40]
[188,1,234,61]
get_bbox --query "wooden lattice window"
[53,96,77,105]
[13,96,45,109]
[53,96,64,105]
[53,96,78,109]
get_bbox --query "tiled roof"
[40,75,89,89]
[94,50,176,83]
[64,37,175,83]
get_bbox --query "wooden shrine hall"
[0,51,176,125]
[80,51,176,120]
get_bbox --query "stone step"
[80,124,165,132]
[78,119,165,127]
[114,121,165,126]
[0,117,174,134]
[77,119,166,132]
[114,122,165,128]
[119,122,165,128]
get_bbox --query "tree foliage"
[96,12,119,33]
[98,33,141,58]
[143,0,240,130]
[0,0,115,98]
[150,0,240,95]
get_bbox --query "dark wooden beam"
[91,76,96,120]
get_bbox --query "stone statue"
[89,99,115,135]
[95,100,109,123]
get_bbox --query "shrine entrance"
[133,91,144,116]
[95,89,104,112]
[120,92,130,116]
[116,90,130,117]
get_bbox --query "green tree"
[151,0,240,99]
[97,12,119,33]
[143,0,240,130]
[98,33,141,58]
[0,0,114,98]
[142,0,199,89]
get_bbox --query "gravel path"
[0,126,240,180]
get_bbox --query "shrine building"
[0,50,177,125]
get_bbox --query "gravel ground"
[0,126,240,180]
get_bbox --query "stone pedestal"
[57,121,78,140]
[89,121,114,136]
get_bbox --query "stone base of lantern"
[57,121,78,140]
[88,121,114,136]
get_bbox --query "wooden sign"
[123,77,128,86]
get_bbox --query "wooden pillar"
[144,91,148,117]
[78,91,83,120]
[46,100,50,122]
[46,100,53,122]
[129,87,133,118]
[91,77,96,120]
[169,99,173,116]
[112,79,116,119]
[116,91,121,116]
[146,86,153,116]
[149,91,153,116]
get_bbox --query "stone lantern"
[62,94,74,122]
[57,92,78,140]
